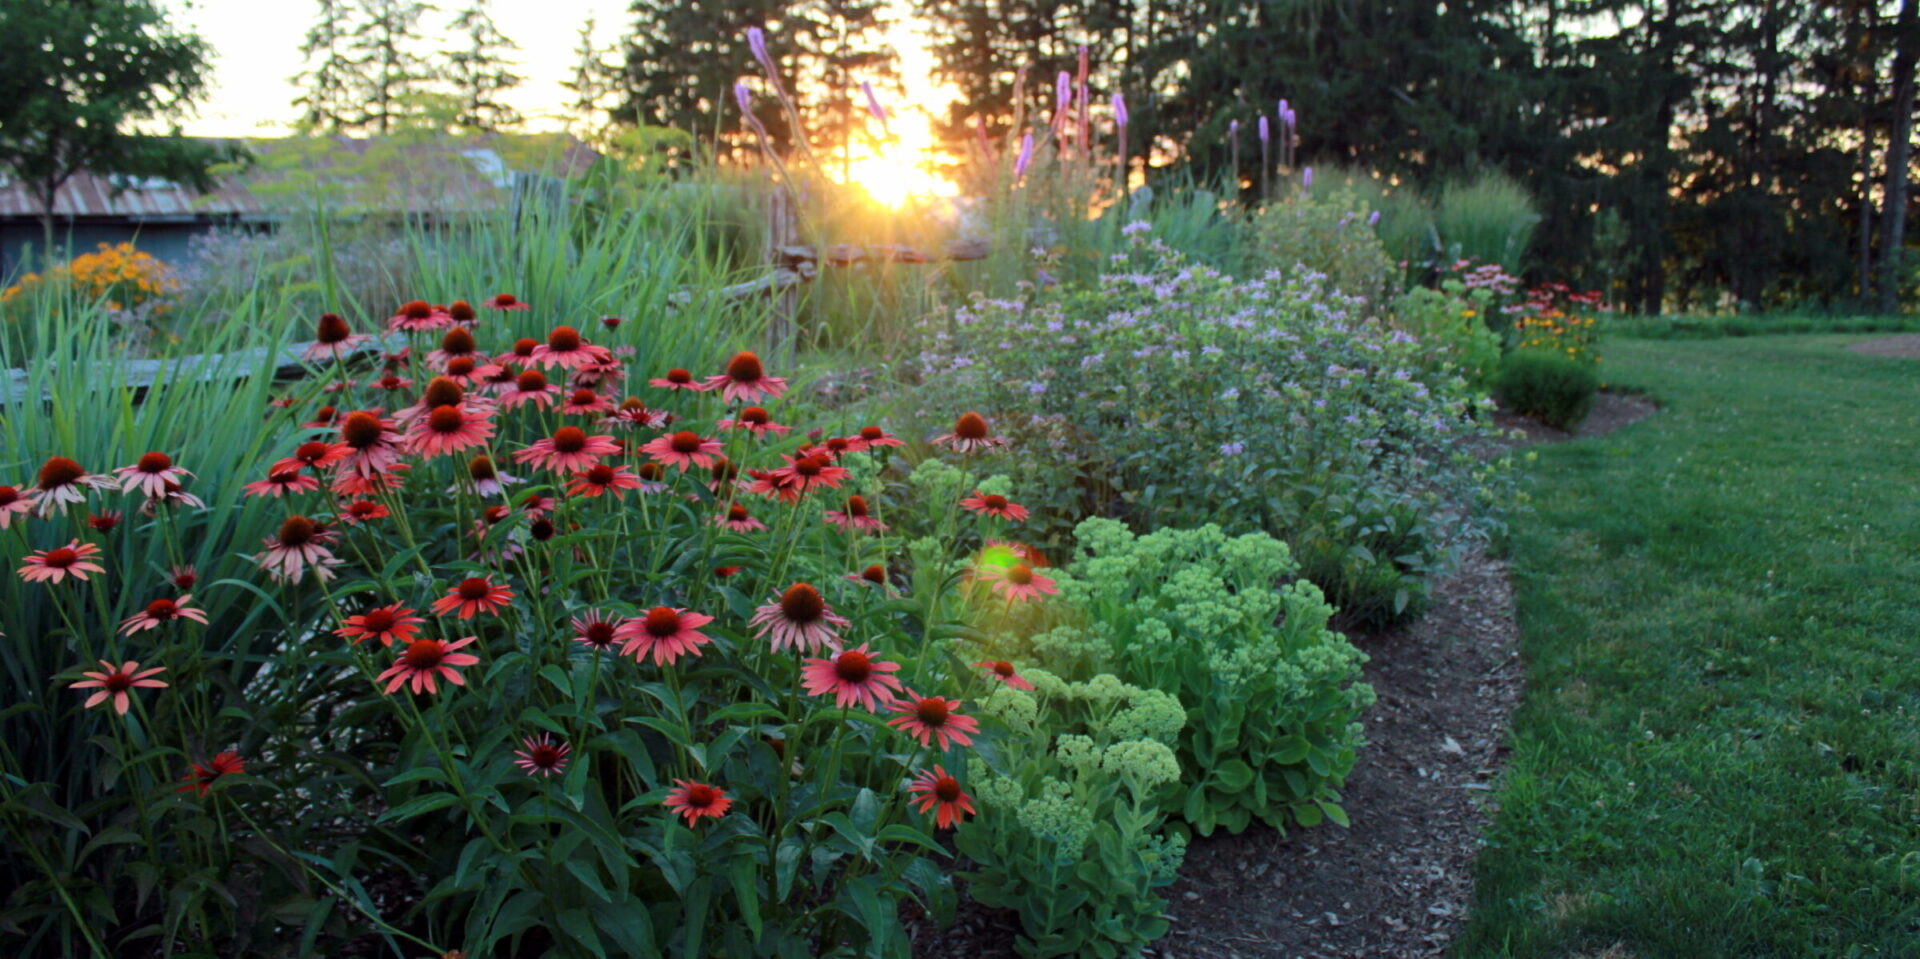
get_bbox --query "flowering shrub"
[1508,281,1603,365]
[913,238,1511,629]
[1245,193,1398,305]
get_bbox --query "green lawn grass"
[1459,335,1920,958]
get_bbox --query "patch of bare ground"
[1493,390,1657,446]
[1847,332,1920,358]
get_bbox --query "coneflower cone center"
[428,406,466,433]
[669,431,702,454]
[583,465,613,485]
[547,327,582,351]
[316,313,351,343]
[584,622,616,646]
[666,368,691,383]
[0,486,18,505]
[441,327,476,355]
[728,504,750,521]
[552,427,588,453]
[846,496,869,517]
[38,456,84,489]
[278,516,316,546]
[136,451,172,473]
[684,785,718,808]
[145,599,177,618]
[739,406,769,425]
[570,389,597,406]
[953,412,989,439]
[103,672,133,692]
[401,300,431,319]
[456,578,492,600]
[834,651,873,683]
[983,494,1008,510]
[362,609,398,631]
[780,584,824,623]
[861,564,886,584]
[643,607,682,637]
[933,777,962,802]
[915,699,950,725]
[512,337,538,357]
[423,377,465,408]
[1007,563,1035,586]
[43,547,77,566]
[859,426,884,441]
[468,456,496,480]
[341,413,385,448]
[447,357,476,376]
[516,369,547,391]
[726,351,764,382]
[294,441,330,463]
[638,463,664,481]
[401,639,444,669]
[991,661,1016,678]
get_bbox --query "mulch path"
[1492,390,1658,446]
[1847,333,1920,358]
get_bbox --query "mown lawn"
[1459,335,1920,958]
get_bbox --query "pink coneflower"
[441,356,502,388]
[384,345,413,367]
[178,750,245,797]
[244,469,321,499]
[704,456,739,494]
[888,692,980,751]
[338,498,390,525]
[567,354,624,390]
[388,299,452,332]
[530,327,610,370]
[119,594,208,635]
[749,583,850,652]
[617,606,715,666]
[0,485,36,529]
[604,397,670,430]
[518,492,558,516]
[513,426,618,475]
[303,312,371,362]
[335,411,406,477]
[700,351,788,405]
[114,452,193,498]
[71,661,167,715]
[844,425,904,452]
[743,468,798,504]
[88,510,123,532]
[426,326,480,369]
[649,368,700,391]
[140,479,205,514]
[455,455,519,497]
[824,495,887,534]
[960,491,1030,522]
[663,779,731,826]
[766,454,849,497]
[272,441,350,476]
[169,564,198,591]
[802,644,904,712]
[370,375,413,393]
[908,765,975,829]
[406,404,496,458]
[978,563,1057,603]
[394,376,488,428]
[932,412,1006,454]
[500,369,560,411]
[975,660,1036,690]
[715,502,766,532]
[496,337,539,367]
[718,406,791,437]
[844,563,899,594]
[625,461,667,494]
[476,362,519,394]
[571,612,622,652]
[514,734,571,778]
[561,388,612,416]
[377,636,480,694]
[486,292,531,311]
[34,456,115,516]
[640,431,722,472]
[431,577,514,619]
[447,300,479,326]
[302,405,342,430]
[255,516,340,583]
[18,540,105,584]
[336,604,425,647]
[330,465,409,498]
[566,463,644,499]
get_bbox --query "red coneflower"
[302,405,342,430]
[495,337,539,366]
[700,351,789,405]
[843,425,904,452]
[932,412,1006,454]
[443,357,504,388]
[960,491,1030,522]
[617,606,715,666]
[335,411,406,477]
[801,644,904,712]
[395,376,488,428]
[447,300,479,326]
[405,404,496,458]
[486,292,531,311]
[243,469,322,499]
[530,326,610,370]
[119,594,208,635]
[978,562,1058,604]
[518,492,557,515]
[824,494,887,534]
[744,468,798,504]
[34,456,115,516]
[561,388,612,416]
[500,368,560,410]
[705,455,740,494]
[714,502,766,532]
[713,565,743,578]
[513,426,618,475]
[0,485,36,529]
[566,463,643,499]
[377,636,480,694]
[336,604,426,647]
[766,454,849,497]
[514,735,571,778]
[303,312,371,362]
[431,576,514,619]
[87,509,122,532]
[71,660,167,715]
[603,397,669,430]
[907,765,976,829]
[427,326,479,369]
[178,750,246,797]
[750,583,851,653]
[371,375,414,393]
[255,515,340,583]
[476,362,519,394]
[887,692,980,751]
[663,779,732,826]
[649,367,699,391]
[974,660,1036,690]
[718,406,791,436]
[338,498,391,525]
[114,452,193,498]
[169,564,198,591]
[18,540,105,584]
[571,612,622,652]
[272,441,350,476]
[639,430,722,473]
[388,299,452,332]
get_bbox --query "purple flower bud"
[1368,210,1382,226]
[1278,98,1289,119]
[734,82,752,114]
[1258,116,1270,142]
[746,27,771,70]
[1283,107,1296,129]
[1015,132,1034,177]
[1056,72,1071,112]
[1230,119,1239,134]
[1112,92,1128,128]
[1302,166,1314,188]
[862,82,886,123]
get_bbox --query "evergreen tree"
[349,0,440,135]
[445,1,522,131]
[293,0,360,131]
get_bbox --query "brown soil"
[1847,333,1920,358]
[1493,390,1657,446]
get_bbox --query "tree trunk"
[1879,0,1919,314]
[1857,0,1878,302]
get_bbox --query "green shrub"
[1288,492,1434,631]
[1245,191,1398,304]
[1496,347,1600,428]
[1390,283,1503,390]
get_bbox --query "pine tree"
[564,17,620,136]
[293,0,359,131]
[291,0,443,135]
[446,1,522,131]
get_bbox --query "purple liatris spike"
[1057,72,1071,112]
[1283,107,1296,130]
[1015,132,1034,177]
[1230,119,1239,134]
[863,82,886,123]
[734,82,752,114]
[1112,92,1128,128]
[1368,210,1381,226]
[747,27,771,70]
[1258,116,1270,142]
[1302,167,1314,188]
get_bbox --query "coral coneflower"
[244,469,320,499]
[639,430,722,472]
[714,502,766,532]
[304,312,370,362]
[496,337,540,366]
[705,455,740,494]
[377,636,480,694]
[801,644,904,712]
[88,510,123,532]
[0,485,36,529]
[932,412,1006,454]
[744,468,797,504]
[431,576,514,619]
[649,367,700,391]
[974,660,1036,690]
[34,456,115,516]
[604,397,669,430]
[406,404,496,458]
[513,735,571,778]
[427,326,479,369]
[530,326,610,370]
[338,498,391,525]
[303,405,342,430]
[979,562,1058,603]
[71,660,168,714]
[335,411,406,477]
[500,368,560,410]
[663,779,731,826]
[330,465,409,498]
[395,376,488,428]
[844,425,904,452]
[617,606,715,666]
[336,604,425,647]
[561,388,612,416]
[960,491,1030,522]
[18,540,105,584]
[567,463,643,499]
[824,494,888,534]
[272,441,350,476]
[388,299,452,332]
[701,351,789,405]
[767,454,849,497]
[513,426,618,475]
[119,594,208,635]
[256,515,340,583]
[571,612,622,652]
[455,455,518,498]
[114,452,193,498]
[486,292,531,311]
[178,750,246,796]
[908,765,976,829]
[750,583,851,653]
[169,564,198,591]
[718,406,791,436]
[888,692,980,751]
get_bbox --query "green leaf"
[378,791,462,822]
